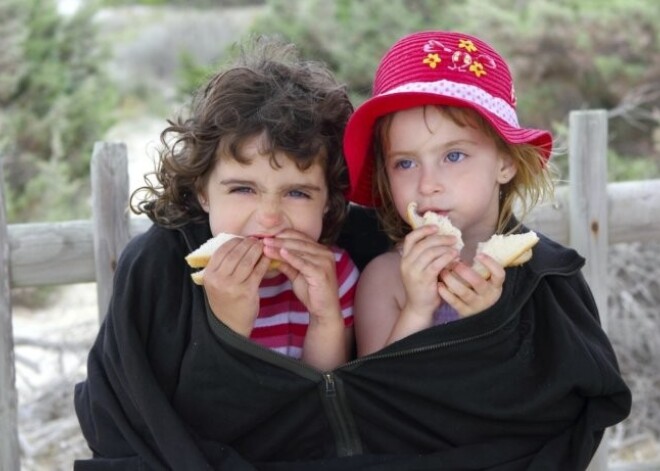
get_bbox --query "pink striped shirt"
[249,247,358,358]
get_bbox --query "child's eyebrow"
[219,178,254,186]
[281,183,324,193]
[385,148,417,160]
[220,179,323,192]
[441,139,480,148]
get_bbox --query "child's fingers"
[208,237,264,280]
[401,228,459,276]
[439,269,474,302]
[472,253,505,283]
[437,283,461,311]
[250,252,273,281]
[401,226,458,258]
[263,236,333,272]
[439,260,505,317]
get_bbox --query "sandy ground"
[13,283,99,470]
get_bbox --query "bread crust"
[471,232,539,279]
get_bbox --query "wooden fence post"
[91,142,130,322]
[0,158,21,471]
[570,110,610,471]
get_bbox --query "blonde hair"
[373,106,555,243]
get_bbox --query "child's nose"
[418,166,444,195]
[257,199,284,228]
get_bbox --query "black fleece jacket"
[74,206,631,470]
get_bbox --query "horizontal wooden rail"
[7,217,151,288]
[6,179,660,288]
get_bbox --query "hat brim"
[344,92,553,207]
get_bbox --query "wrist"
[211,309,254,337]
[308,310,344,328]
[400,304,434,328]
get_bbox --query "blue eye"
[394,159,415,170]
[229,186,253,194]
[289,189,311,198]
[446,151,465,163]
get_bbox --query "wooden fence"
[1,110,660,470]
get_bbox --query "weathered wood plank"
[0,157,21,471]
[608,179,660,244]
[91,142,131,321]
[8,218,151,287]
[570,110,609,471]
[569,109,609,326]
[7,220,96,286]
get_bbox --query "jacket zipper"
[321,372,363,457]
[204,307,365,455]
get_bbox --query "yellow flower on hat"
[423,53,441,69]
[470,61,486,77]
[458,39,477,53]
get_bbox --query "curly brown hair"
[131,35,353,245]
[372,106,556,243]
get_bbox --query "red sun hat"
[343,30,553,207]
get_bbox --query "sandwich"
[406,202,538,279]
[185,233,280,285]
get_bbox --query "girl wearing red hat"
[344,30,630,468]
[345,30,555,354]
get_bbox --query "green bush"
[0,0,118,223]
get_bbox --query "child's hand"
[262,230,341,322]
[263,230,349,369]
[400,225,460,318]
[438,253,505,317]
[202,237,271,336]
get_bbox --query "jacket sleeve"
[73,226,256,471]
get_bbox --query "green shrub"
[0,0,118,223]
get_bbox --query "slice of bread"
[471,231,539,279]
[185,233,242,268]
[190,268,206,286]
[185,232,280,284]
[406,202,464,252]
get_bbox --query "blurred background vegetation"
[2,0,660,224]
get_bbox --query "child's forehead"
[219,132,324,164]
[216,146,326,177]
[389,106,477,135]
[218,147,324,167]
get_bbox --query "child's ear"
[497,154,517,184]
[197,192,210,213]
